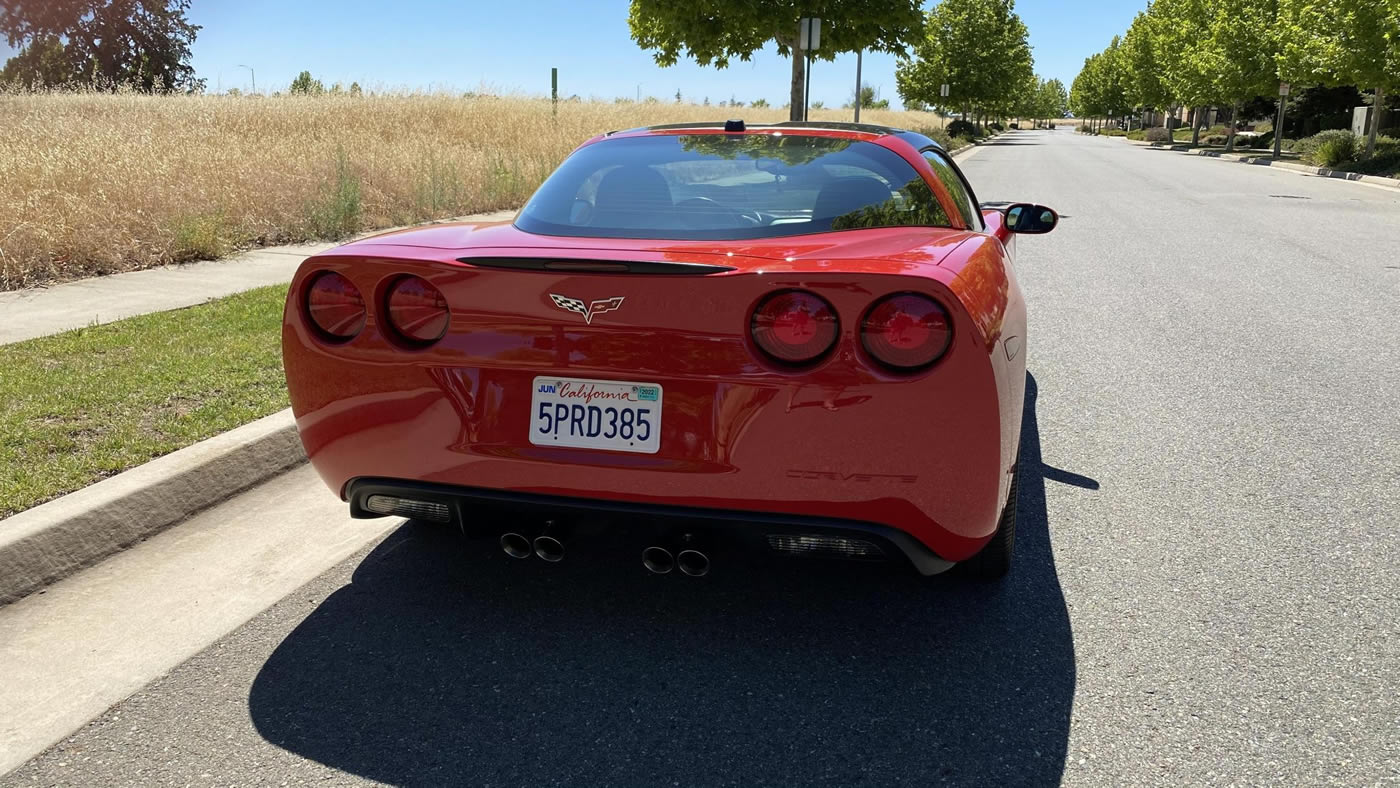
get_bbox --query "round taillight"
[750,290,839,365]
[305,271,365,340]
[861,293,953,370]
[386,276,450,344]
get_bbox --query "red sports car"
[282,120,1056,581]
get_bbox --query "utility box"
[1352,106,1371,136]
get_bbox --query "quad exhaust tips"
[644,534,709,577]
[501,520,567,561]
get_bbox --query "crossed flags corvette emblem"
[549,293,625,324]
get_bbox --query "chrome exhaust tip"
[677,549,710,577]
[500,532,533,559]
[533,535,565,563]
[642,546,675,574]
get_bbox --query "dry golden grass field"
[0,91,951,291]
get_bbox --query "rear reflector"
[364,495,451,523]
[750,290,839,365]
[861,293,952,370]
[386,276,450,344]
[305,271,366,340]
[766,534,885,560]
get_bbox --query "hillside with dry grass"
[0,90,951,290]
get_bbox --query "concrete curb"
[1117,137,1400,191]
[0,409,305,605]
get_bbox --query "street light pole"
[237,64,255,94]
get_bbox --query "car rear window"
[515,133,951,240]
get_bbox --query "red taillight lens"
[861,294,953,370]
[305,271,365,340]
[750,290,839,365]
[386,276,450,344]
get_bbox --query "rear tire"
[961,452,1019,581]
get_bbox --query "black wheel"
[961,452,1019,580]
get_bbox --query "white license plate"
[529,376,662,454]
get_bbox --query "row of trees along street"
[1071,0,1400,158]
[5,0,1070,132]
[628,0,1066,128]
[895,0,1068,129]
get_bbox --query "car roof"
[599,120,944,152]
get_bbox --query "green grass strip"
[0,285,290,519]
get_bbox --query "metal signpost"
[1273,82,1289,159]
[853,50,862,123]
[940,83,950,129]
[800,17,820,121]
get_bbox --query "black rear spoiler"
[455,257,735,275]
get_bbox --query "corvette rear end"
[282,122,1048,580]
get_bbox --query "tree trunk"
[1191,107,1204,146]
[786,36,804,122]
[1225,101,1239,152]
[1365,86,1385,158]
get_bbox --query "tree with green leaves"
[1036,77,1068,125]
[289,71,325,95]
[896,0,1034,124]
[0,0,202,92]
[628,0,924,122]
[0,34,68,87]
[1278,0,1400,157]
[1205,0,1280,151]
[1121,6,1175,130]
[1152,0,1218,144]
[1070,39,1129,132]
[1069,52,1102,125]
[848,82,890,110]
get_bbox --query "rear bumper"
[347,477,957,575]
[283,258,1022,564]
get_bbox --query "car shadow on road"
[249,373,1080,786]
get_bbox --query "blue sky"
[5,0,1145,108]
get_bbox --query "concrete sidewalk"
[1111,135,1400,193]
[0,210,516,346]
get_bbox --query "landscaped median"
[0,285,290,519]
[0,285,310,603]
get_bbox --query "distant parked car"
[282,120,1057,582]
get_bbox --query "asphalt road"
[6,131,1399,786]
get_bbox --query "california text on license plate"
[529,376,663,454]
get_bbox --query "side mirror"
[1006,203,1058,234]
